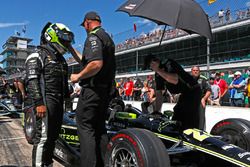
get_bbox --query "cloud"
[135,19,152,25]
[0,21,29,28]
[246,1,250,7]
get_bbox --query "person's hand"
[70,74,80,83]
[201,98,206,108]
[36,105,46,118]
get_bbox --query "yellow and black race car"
[23,99,250,167]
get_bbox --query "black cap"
[80,11,101,26]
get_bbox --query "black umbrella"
[117,0,212,42]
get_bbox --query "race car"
[0,94,22,117]
[23,99,250,167]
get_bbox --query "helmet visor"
[58,31,75,44]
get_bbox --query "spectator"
[228,70,234,84]
[208,77,221,106]
[218,9,225,24]
[133,78,143,101]
[225,8,231,23]
[124,77,134,100]
[246,67,250,76]
[229,71,246,107]
[141,81,155,113]
[245,76,250,107]
[117,78,125,99]
[214,72,229,106]
[141,81,155,102]
[147,75,156,89]
[247,8,250,18]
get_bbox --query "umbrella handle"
[159,25,167,46]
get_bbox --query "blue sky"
[0,0,249,55]
[0,0,138,50]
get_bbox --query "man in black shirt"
[147,56,202,130]
[191,66,211,129]
[70,11,116,167]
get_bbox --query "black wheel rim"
[221,129,248,150]
[25,112,35,138]
[111,146,138,167]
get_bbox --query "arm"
[70,60,103,83]
[152,90,163,113]
[67,44,83,64]
[201,90,211,108]
[150,60,179,85]
[25,53,46,117]
[25,53,44,106]
[232,81,245,89]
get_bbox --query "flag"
[15,30,21,36]
[133,23,137,32]
[208,0,216,5]
[22,25,26,34]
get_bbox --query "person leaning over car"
[70,11,116,167]
[145,55,203,131]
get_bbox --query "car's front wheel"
[105,128,170,167]
[211,118,250,151]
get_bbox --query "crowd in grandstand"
[115,67,250,108]
[115,7,250,52]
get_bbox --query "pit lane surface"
[0,116,62,167]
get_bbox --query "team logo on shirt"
[88,35,99,52]
[89,36,97,41]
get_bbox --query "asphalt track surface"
[0,116,62,167]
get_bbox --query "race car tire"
[105,128,170,167]
[210,118,250,151]
[24,107,36,144]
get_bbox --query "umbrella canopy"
[117,0,212,40]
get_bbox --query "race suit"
[25,45,69,167]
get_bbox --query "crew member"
[146,55,202,130]
[25,22,74,167]
[191,66,211,130]
[70,11,116,167]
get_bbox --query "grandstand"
[67,1,250,79]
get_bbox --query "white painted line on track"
[0,136,25,142]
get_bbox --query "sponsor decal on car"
[54,147,65,159]
[184,129,213,142]
[222,144,238,151]
[238,152,250,159]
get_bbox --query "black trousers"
[32,94,64,167]
[172,87,202,131]
[76,87,109,167]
